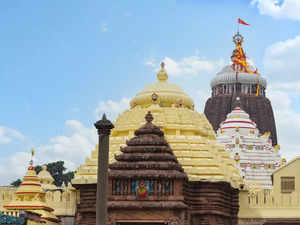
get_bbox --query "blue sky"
[1,0,300,185]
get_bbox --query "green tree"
[47,161,66,186]
[34,165,42,174]
[62,171,75,186]
[10,179,22,187]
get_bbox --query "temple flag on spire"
[238,18,250,26]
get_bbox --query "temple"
[4,160,60,225]
[72,63,241,185]
[216,100,282,189]
[1,28,300,225]
[204,32,278,146]
[74,111,241,225]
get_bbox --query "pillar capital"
[94,114,114,136]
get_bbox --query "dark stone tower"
[204,32,278,146]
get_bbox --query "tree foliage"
[10,161,74,187]
[10,179,22,187]
[34,165,42,174]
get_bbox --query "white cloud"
[0,152,32,184]
[0,120,98,185]
[101,23,108,32]
[251,0,300,20]
[0,126,25,144]
[37,120,97,171]
[269,82,300,92]
[163,56,225,77]
[0,97,132,185]
[263,36,300,161]
[94,98,130,121]
[145,55,225,78]
[264,35,300,81]
[268,88,300,160]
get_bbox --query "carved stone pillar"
[94,114,114,225]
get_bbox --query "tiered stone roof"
[108,112,188,211]
[109,111,187,180]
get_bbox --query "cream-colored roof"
[130,67,194,109]
[73,67,243,188]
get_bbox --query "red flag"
[238,18,250,26]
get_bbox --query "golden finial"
[157,61,168,82]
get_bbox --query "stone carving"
[167,217,183,225]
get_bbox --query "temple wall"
[238,158,300,222]
[109,209,185,224]
[0,187,16,214]
[0,186,77,224]
[239,189,300,221]
[184,181,239,225]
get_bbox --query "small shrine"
[4,151,61,225]
[38,165,57,191]
[216,101,282,189]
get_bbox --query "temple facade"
[74,112,241,225]
[73,64,243,225]
[1,30,300,225]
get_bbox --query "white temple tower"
[216,99,282,189]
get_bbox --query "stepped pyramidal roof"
[109,111,187,179]
[4,159,60,225]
